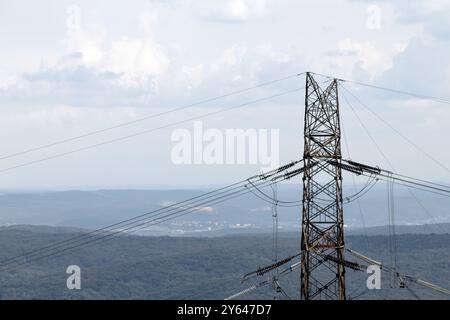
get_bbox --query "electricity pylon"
[300,72,346,300]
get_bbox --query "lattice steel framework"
[300,72,346,300]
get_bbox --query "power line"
[357,171,450,199]
[0,179,280,272]
[0,181,253,269]
[346,247,450,297]
[0,87,304,174]
[0,180,248,267]
[377,171,450,196]
[0,162,304,272]
[0,181,266,272]
[341,112,371,249]
[387,173,398,288]
[391,172,450,191]
[226,258,302,300]
[340,88,395,169]
[346,80,450,105]
[244,179,301,207]
[340,89,450,235]
[2,160,301,270]
[336,160,450,234]
[310,71,450,105]
[348,289,369,300]
[340,91,441,288]
[0,73,305,162]
[341,85,450,175]
[341,159,450,194]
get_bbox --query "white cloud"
[182,64,205,88]
[66,30,104,66]
[191,0,268,22]
[65,8,170,88]
[107,38,169,82]
[0,56,132,108]
[65,6,105,66]
[328,38,392,78]
[139,10,160,32]
[0,73,18,90]
[0,7,172,107]
[227,0,266,20]
[211,46,246,72]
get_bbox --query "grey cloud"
[0,47,306,109]
[0,61,155,108]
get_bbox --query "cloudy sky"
[0,0,450,189]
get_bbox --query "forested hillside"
[0,226,448,300]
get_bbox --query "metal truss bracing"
[300,72,346,300]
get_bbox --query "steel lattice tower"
[300,72,346,300]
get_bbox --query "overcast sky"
[0,0,450,189]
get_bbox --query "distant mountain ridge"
[1,222,449,238]
[0,186,449,236]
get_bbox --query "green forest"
[0,226,448,300]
